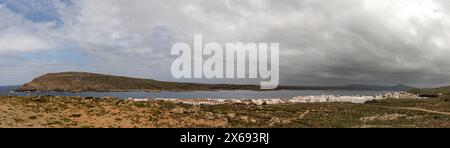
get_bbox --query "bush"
[133,102,146,107]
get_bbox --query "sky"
[0,0,450,87]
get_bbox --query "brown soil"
[1,96,450,128]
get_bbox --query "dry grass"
[1,96,450,128]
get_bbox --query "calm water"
[0,85,391,99]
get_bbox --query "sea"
[0,85,394,99]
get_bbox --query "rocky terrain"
[1,96,450,128]
[17,72,259,92]
[409,86,450,96]
[17,72,412,92]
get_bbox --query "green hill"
[17,72,259,92]
[408,86,450,96]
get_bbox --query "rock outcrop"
[17,72,259,92]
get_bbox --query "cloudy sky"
[1,0,450,87]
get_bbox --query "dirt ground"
[1,96,449,128]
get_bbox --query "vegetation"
[17,72,259,92]
[17,72,413,92]
[409,86,450,96]
[1,96,449,128]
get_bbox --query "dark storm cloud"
[1,0,450,87]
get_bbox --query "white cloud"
[2,0,450,86]
[0,4,57,54]
[0,33,52,53]
[51,0,450,86]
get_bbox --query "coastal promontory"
[17,72,258,92]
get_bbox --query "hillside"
[17,72,259,92]
[17,72,414,92]
[1,96,450,128]
[278,84,411,91]
[408,86,450,96]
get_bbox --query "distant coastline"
[15,72,413,93]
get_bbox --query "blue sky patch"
[0,0,70,25]
[6,46,90,67]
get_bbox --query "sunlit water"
[0,86,392,99]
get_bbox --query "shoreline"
[2,85,416,101]
[11,89,398,93]
[127,92,420,105]
[2,89,419,105]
